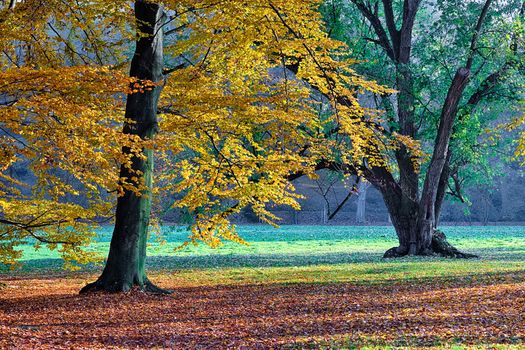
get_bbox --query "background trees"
[0,0,132,267]
[318,0,525,257]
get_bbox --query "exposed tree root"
[383,230,478,259]
[431,230,478,258]
[79,278,172,295]
[383,245,408,258]
[143,280,173,294]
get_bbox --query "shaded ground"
[1,270,525,349]
[12,226,525,269]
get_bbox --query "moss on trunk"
[81,1,170,295]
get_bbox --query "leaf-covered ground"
[1,270,525,349]
[1,226,525,348]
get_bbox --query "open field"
[1,226,525,349]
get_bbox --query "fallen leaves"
[1,270,525,349]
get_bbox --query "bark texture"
[347,0,494,259]
[81,1,169,294]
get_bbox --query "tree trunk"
[355,181,370,224]
[80,1,169,294]
[416,68,470,254]
[382,185,477,259]
[434,147,452,227]
[380,183,419,257]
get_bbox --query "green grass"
[4,225,525,279]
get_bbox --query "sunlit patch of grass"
[146,259,525,289]
[4,225,525,281]
[284,337,525,350]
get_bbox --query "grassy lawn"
[7,225,525,276]
[1,225,525,349]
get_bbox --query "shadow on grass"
[1,251,380,274]
[2,245,523,275]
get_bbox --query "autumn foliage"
[0,0,397,265]
[1,270,524,348]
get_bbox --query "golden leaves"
[0,0,398,262]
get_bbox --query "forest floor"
[1,226,525,349]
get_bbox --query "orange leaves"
[126,78,160,95]
[1,272,525,348]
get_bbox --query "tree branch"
[328,177,360,220]
[466,0,494,70]
[381,0,400,52]
[350,0,396,60]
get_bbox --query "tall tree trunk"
[416,68,470,255]
[355,181,370,224]
[81,1,168,294]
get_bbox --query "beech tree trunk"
[81,1,168,294]
[355,181,370,224]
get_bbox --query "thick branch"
[419,67,470,232]
[397,0,421,63]
[421,0,493,227]
[381,0,400,53]
[434,146,452,225]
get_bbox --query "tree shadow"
[3,245,523,276]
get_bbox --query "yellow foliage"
[0,0,393,264]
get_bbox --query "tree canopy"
[0,0,389,268]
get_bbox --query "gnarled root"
[383,245,408,258]
[431,230,478,258]
[383,230,478,259]
[79,277,172,295]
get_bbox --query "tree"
[356,180,370,224]
[80,1,166,293]
[1,0,387,291]
[318,0,525,257]
[0,0,133,268]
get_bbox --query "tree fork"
[81,1,170,295]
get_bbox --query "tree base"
[383,230,478,259]
[79,277,172,295]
